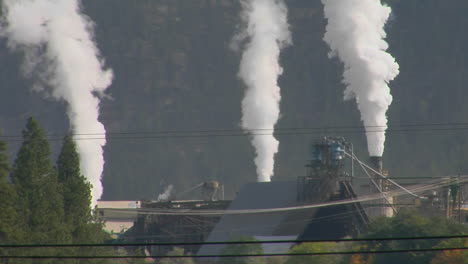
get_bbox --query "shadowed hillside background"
[1,0,468,200]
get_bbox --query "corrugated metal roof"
[198,180,321,255]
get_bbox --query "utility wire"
[4,122,468,142]
[1,246,467,259]
[45,121,468,135]
[95,176,468,216]
[350,150,397,212]
[345,151,419,198]
[120,207,370,241]
[1,235,466,248]
[125,210,358,239]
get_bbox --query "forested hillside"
[1,0,468,200]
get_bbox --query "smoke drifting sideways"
[157,185,174,202]
[235,0,291,182]
[1,0,113,205]
[321,0,399,157]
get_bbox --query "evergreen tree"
[57,134,116,264]
[57,135,93,241]
[11,117,70,244]
[0,132,22,244]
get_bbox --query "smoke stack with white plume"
[321,0,399,157]
[1,0,113,206]
[235,0,291,182]
[369,156,383,173]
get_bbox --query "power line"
[347,151,419,198]
[49,121,468,136]
[1,235,466,248]
[1,246,467,259]
[7,121,468,137]
[4,122,468,142]
[122,209,362,240]
[95,176,468,216]
[119,207,369,241]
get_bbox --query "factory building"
[95,200,141,236]
[100,136,468,258]
[127,199,231,255]
[199,137,367,256]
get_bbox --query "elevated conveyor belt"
[341,181,369,229]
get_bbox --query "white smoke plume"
[236,0,291,182]
[157,185,174,201]
[1,0,113,205]
[321,0,399,157]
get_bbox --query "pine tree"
[57,135,117,264]
[11,117,70,244]
[57,135,93,241]
[0,132,22,244]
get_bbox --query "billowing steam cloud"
[321,0,399,157]
[235,0,291,182]
[1,0,113,204]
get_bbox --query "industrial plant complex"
[96,137,468,256]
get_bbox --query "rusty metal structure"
[124,200,231,255]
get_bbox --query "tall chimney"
[369,155,391,217]
[369,156,383,173]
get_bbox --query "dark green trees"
[11,117,70,244]
[219,236,265,264]
[357,210,468,264]
[57,134,113,262]
[0,117,116,263]
[0,132,21,244]
[285,242,344,264]
[57,135,93,242]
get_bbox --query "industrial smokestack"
[369,156,383,173]
[369,155,393,217]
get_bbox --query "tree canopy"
[354,209,468,264]
[11,117,70,244]
[218,236,265,264]
[57,135,93,241]
[0,118,117,263]
[0,131,22,257]
[285,242,344,264]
